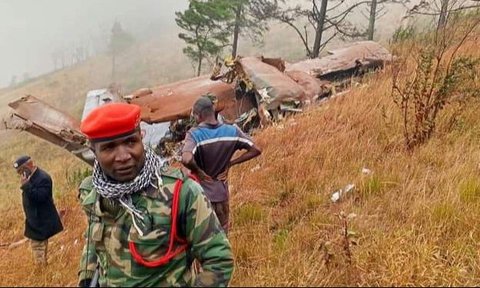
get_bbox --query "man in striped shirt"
[182,96,262,233]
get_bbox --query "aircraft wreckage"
[1,41,392,165]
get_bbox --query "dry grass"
[226,41,480,285]
[1,20,480,287]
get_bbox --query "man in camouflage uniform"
[78,103,233,287]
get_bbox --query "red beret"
[81,103,141,142]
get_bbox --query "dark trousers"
[211,200,229,234]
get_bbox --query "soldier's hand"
[79,278,100,287]
[78,279,91,287]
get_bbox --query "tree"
[229,0,272,58]
[407,0,480,30]
[231,0,244,58]
[176,0,234,76]
[362,0,405,41]
[367,0,379,40]
[255,0,370,59]
[109,21,134,81]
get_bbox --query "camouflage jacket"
[77,169,234,287]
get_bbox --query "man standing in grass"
[78,102,233,287]
[14,155,63,265]
[182,96,262,234]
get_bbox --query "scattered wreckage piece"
[212,55,334,126]
[2,95,94,165]
[125,76,241,123]
[3,91,171,166]
[238,57,307,111]
[286,41,393,81]
[126,77,259,131]
[285,70,332,104]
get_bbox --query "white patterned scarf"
[92,147,164,235]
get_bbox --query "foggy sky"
[0,0,419,89]
[0,0,188,88]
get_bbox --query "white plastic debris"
[331,184,356,203]
[344,184,355,193]
[331,191,341,203]
[362,167,372,175]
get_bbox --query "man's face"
[16,166,30,177]
[93,131,145,182]
[15,161,33,178]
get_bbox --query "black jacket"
[21,168,63,241]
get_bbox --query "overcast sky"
[0,0,188,88]
[0,0,419,89]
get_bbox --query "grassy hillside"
[1,16,480,287]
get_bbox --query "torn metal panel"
[285,70,332,103]
[8,95,85,144]
[126,76,236,124]
[5,95,94,165]
[210,56,312,126]
[260,57,286,72]
[4,91,182,165]
[238,57,307,110]
[286,41,392,80]
[81,89,124,120]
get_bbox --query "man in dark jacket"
[14,155,63,265]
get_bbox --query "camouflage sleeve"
[78,224,98,281]
[77,176,98,282]
[182,179,234,287]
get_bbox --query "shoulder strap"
[129,174,199,268]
